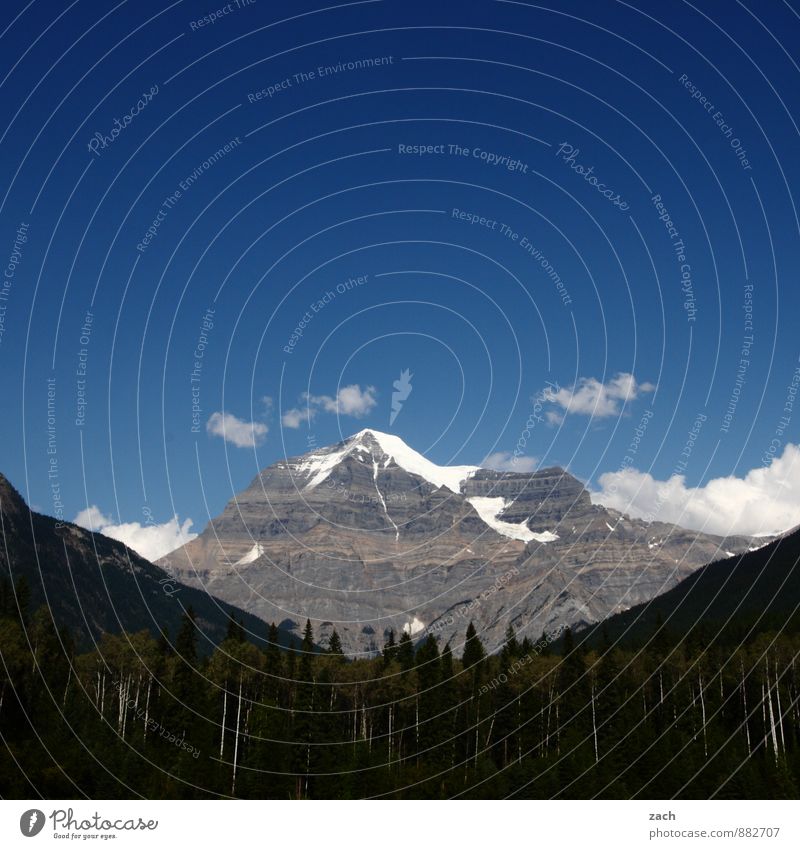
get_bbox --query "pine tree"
[462,622,486,669]
[538,629,552,657]
[327,629,343,655]
[501,624,520,667]
[302,619,314,653]
[382,628,398,664]
[397,631,415,671]
[415,635,442,766]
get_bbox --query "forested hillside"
[1,581,798,799]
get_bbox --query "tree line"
[1,577,798,799]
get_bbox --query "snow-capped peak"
[298,429,478,493]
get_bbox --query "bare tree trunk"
[555,700,560,756]
[766,663,779,764]
[62,665,72,708]
[388,704,393,765]
[740,661,751,757]
[775,658,786,752]
[699,673,708,759]
[219,682,228,759]
[231,674,243,795]
[143,676,152,743]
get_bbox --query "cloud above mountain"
[592,442,800,536]
[207,411,268,448]
[282,384,377,428]
[482,451,539,473]
[542,372,654,424]
[73,506,197,561]
[281,407,313,429]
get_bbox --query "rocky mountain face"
[160,429,762,655]
[0,472,274,651]
[577,524,800,649]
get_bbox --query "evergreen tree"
[382,628,398,664]
[301,619,315,654]
[462,622,486,669]
[327,629,343,655]
[501,624,520,667]
[415,635,442,765]
[538,629,552,657]
[397,631,415,671]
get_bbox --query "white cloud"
[282,384,377,428]
[207,411,268,448]
[310,384,377,417]
[592,442,800,537]
[74,505,113,532]
[282,407,315,429]
[74,507,197,561]
[482,451,539,473]
[543,372,654,420]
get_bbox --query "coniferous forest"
[1,578,798,800]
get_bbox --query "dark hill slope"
[0,472,277,651]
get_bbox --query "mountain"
[575,524,800,648]
[160,429,763,655]
[0,472,273,651]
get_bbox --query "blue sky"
[2,0,800,555]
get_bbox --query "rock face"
[159,429,760,655]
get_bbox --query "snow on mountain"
[402,616,426,636]
[298,429,478,494]
[467,496,558,543]
[297,430,561,544]
[233,542,264,566]
[159,431,764,656]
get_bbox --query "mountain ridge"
[0,471,276,652]
[160,429,763,655]
[576,523,800,648]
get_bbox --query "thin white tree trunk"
[774,658,786,752]
[699,673,708,759]
[220,683,228,759]
[143,677,152,743]
[740,662,751,757]
[231,674,243,795]
[766,664,779,764]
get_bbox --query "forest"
[1,577,798,800]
